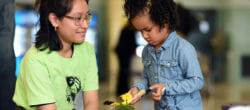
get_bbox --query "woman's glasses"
[64,13,93,26]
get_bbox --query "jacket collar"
[147,31,177,51]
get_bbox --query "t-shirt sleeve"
[81,43,99,91]
[22,55,56,106]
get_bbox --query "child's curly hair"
[124,0,179,31]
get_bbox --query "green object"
[115,105,135,110]
[13,42,99,110]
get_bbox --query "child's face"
[132,12,170,49]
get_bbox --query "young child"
[124,0,204,109]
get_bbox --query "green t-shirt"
[13,42,99,110]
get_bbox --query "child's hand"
[128,87,140,104]
[149,84,165,102]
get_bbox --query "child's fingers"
[156,87,161,94]
[149,84,159,90]
[152,91,160,97]
[128,87,139,96]
[150,85,162,94]
[152,95,161,102]
[130,96,141,105]
[151,88,161,95]
[128,90,135,96]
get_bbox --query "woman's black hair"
[124,0,178,31]
[34,0,89,51]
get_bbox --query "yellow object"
[110,90,146,106]
[120,93,133,101]
[121,90,146,105]
[110,102,120,106]
[120,93,133,105]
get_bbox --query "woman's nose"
[79,20,89,29]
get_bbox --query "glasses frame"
[64,13,93,26]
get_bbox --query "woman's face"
[57,0,90,45]
[132,12,170,49]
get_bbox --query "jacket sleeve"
[133,46,149,91]
[164,44,204,95]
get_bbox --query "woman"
[13,0,99,109]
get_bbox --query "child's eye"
[144,27,152,32]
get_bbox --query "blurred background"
[1,0,250,110]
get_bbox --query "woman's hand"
[149,84,165,102]
[128,87,140,104]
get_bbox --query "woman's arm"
[83,90,99,110]
[38,104,57,110]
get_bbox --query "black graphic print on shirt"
[66,76,81,103]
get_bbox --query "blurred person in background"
[175,4,195,39]
[13,0,99,109]
[0,0,16,109]
[115,23,137,96]
[124,0,204,109]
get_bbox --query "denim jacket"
[133,31,204,110]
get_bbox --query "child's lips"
[145,39,151,43]
[147,40,151,43]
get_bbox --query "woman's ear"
[48,13,59,27]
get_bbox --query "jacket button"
[167,62,171,67]
[154,76,157,79]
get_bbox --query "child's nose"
[142,32,149,39]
